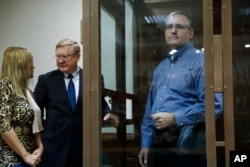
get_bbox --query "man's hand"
[151,112,175,129]
[138,147,150,167]
[103,113,119,128]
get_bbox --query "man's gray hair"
[166,11,193,30]
[56,38,80,54]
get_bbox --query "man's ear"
[189,30,194,40]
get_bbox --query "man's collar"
[64,66,80,78]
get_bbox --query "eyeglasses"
[165,24,191,31]
[54,53,78,61]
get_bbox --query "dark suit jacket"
[34,69,83,167]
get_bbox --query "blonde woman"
[0,47,43,167]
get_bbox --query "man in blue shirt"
[138,11,223,167]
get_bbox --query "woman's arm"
[32,133,44,158]
[1,128,39,167]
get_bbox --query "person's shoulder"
[39,69,61,77]
[189,49,204,67]
[0,79,11,85]
[156,56,169,67]
[187,46,204,58]
[38,69,63,80]
[0,79,13,90]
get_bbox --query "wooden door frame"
[82,0,101,166]
[221,0,235,166]
[204,0,235,167]
[82,0,126,166]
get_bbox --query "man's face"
[55,45,80,74]
[164,14,194,49]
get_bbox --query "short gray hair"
[166,11,193,30]
[56,38,80,54]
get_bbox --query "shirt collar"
[64,66,80,78]
[167,43,194,60]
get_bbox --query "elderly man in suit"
[34,38,119,167]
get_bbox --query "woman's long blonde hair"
[0,46,33,98]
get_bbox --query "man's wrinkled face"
[55,45,80,74]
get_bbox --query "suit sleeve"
[34,75,47,118]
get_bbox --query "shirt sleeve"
[140,85,155,148]
[26,89,44,133]
[0,81,13,135]
[102,96,111,118]
[173,63,223,125]
[34,75,47,116]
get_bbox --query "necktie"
[67,74,76,110]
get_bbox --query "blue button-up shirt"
[140,43,223,148]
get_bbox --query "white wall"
[0,0,82,90]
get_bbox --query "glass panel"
[232,0,250,151]
[125,1,134,94]
[100,1,211,167]
[100,5,120,167]
[101,7,117,91]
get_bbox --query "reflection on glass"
[101,7,117,91]
[100,1,208,167]
[125,1,134,94]
[232,1,250,151]
[137,10,222,167]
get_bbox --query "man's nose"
[170,26,177,32]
